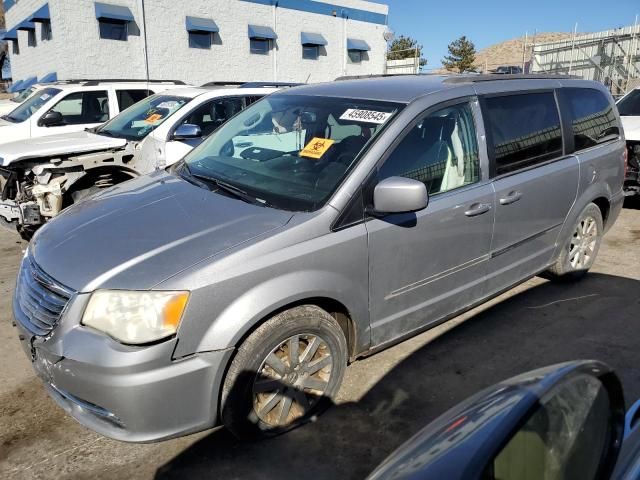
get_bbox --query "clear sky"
[371,0,640,68]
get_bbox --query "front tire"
[546,203,603,281]
[220,305,347,440]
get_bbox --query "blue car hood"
[31,171,293,292]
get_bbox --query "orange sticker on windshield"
[145,113,163,123]
[300,138,335,160]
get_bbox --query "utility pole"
[568,22,578,75]
[140,0,151,88]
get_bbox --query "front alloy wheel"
[253,334,333,426]
[221,305,347,440]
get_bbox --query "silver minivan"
[13,75,626,442]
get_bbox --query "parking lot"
[0,201,638,480]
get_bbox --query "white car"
[0,84,47,116]
[0,80,187,144]
[617,87,640,196]
[0,83,283,238]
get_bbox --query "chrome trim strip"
[385,254,491,300]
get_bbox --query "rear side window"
[117,89,152,111]
[484,92,563,175]
[563,88,619,151]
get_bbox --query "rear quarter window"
[563,88,619,151]
[484,92,563,175]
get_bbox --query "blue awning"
[301,32,327,46]
[94,2,134,22]
[29,3,50,23]
[17,20,36,31]
[0,27,18,41]
[8,79,24,93]
[347,38,370,51]
[21,76,38,90]
[185,16,219,33]
[39,72,57,83]
[248,25,277,40]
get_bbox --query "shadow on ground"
[155,273,640,480]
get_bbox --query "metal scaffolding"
[531,18,640,95]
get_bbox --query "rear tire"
[546,203,603,281]
[220,305,347,440]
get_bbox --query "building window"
[302,45,319,60]
[99,19,127,41]
[41,21,53,41]
[12,41,19,55]
[250,39,270,55]
[28,29,37,47]
[348,50,363,63]
[189,31,212,49]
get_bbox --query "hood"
[621,116,640,142]
[0,130,127,166]
[31,170,293,292]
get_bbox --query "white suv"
[0,83,284,238]
[0,80,187,144]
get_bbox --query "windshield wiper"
[191,172,270,207]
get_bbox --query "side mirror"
[368,361,626,480]
[173,123,202,141]
[371,176,428,215]
[38,111,64,127]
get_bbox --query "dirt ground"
[1,201,639,479]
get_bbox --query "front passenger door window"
[49,90,110,126]
[378,102,480,194]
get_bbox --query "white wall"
[5,0,61,81]
[5,0,389,85]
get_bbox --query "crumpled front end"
[625,140,640,196]
[0,146,139,238]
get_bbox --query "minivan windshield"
[617,89,640,116]
[181,94,402,211]
[95,94,190,140]
[3,87,61,123]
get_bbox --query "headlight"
[82,290,190,345]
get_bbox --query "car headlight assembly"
[81,290,190,345]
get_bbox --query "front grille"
[14,255,74,336]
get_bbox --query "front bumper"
[13,295,234,443]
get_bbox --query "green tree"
[442,36,477,73]
[387,35,427,67]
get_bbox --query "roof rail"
[443,73,581,84]
[201,81,245,87]
[335,74,410,81]
[239,82,303,88]
[49,79,186,86]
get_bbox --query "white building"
[1,0,390,89]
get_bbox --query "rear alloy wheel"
[221,306,347,440]
[546,203,603,280]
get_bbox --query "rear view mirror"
[371,176,428,215]
[38,111,63,127]
[368,361,626,480]
[173,123,202,141]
